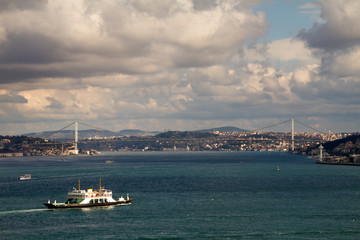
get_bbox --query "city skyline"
[0,0,359,135]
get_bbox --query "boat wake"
[0,208,48,215]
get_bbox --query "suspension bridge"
[44,118,328,154]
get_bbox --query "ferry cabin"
[66,188,116,205]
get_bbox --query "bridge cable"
[293,119,326,134]
[248,119,292,133]
[77,121,119,134]
[45,122,75,139]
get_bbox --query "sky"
[0,0,359,135]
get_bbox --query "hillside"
[195,126,247,133]
[24,129,158,139]
[24,126,245,139]
[156,131,217,139]
[323,134,360,156]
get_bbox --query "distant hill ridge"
[24,129,155,139]
[323,134,360,152]
[195,126,247,133]
[156,131,216,139]
[24,126,246,139]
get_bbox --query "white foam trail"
[0,208,48,215]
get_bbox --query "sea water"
[1,151,360,239]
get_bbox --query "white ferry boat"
[18,174,31,180]
[43,179,133,209]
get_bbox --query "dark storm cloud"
[0,65,126,84]
[0,67,63,83]
[0,32,68,64]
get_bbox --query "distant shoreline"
[316,160,360,166]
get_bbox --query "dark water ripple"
[1,151,360,239]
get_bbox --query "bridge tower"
[75,121,78,154]
[291,118,294,151]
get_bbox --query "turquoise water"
[1,151,360,239]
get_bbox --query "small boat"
[18,174,31,180]
[43,179,133,209]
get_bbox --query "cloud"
[0,0,268,84]
[0,93,28,103]
[321,46,360,76]
[0,32,66,64]
[46,97,64,109]
[297,0,360,50]
[267,38,315,63]
[293,0,360,118]
[0,0,46,12]
[0,0,359,134]
[266,38,319,72]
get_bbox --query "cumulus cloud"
[0,0,267,82]
[291,0,360,128]
[0,0,358,134]
[298,0,360,50]
[321,46,360,76]
[267,38,317,63]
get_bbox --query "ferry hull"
[43,199,133,209]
